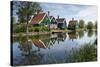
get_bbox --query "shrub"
[13,24,26,33]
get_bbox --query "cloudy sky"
[40,3,98,24]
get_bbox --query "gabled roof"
[56,18,66,23]
[49,16,53,20]
[49,16,54,19]
[33,40,46,49]
[31,13,46,24]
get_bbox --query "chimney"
[72,18,74,21]
[57,16,59,19]
[48,11,50,16]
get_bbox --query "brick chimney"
[72,18,74,21]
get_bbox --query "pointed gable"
[31,13,46,24]
[56,18,66,23]
[33,40,46,49]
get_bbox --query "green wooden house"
[31,13,50,26]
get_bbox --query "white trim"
[39,13,46,24]
[39,40,47,48]
[56,18,66,23]
[39,13,51,24]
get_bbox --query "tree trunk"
[26,22,28,35]
[26,16,29,40]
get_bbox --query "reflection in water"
[13,36,43,65]
[88,30,93,37]
[68,32,78,41]
[18,36,32,55]
[56,33,66,44]
[12,31,97,66]
[78,31,84,38]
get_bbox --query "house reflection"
[32,38,53,50]
[56,33,66,44]
[68,32,78,41]
[32,32,67,49]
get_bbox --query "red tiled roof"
[56,18,65,23]
[31,13,46,24]
[33,40,46,49]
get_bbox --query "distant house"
[68,18,78,30]
[31,12,50,26]
[49,16,57,29]
[56,16,67,29]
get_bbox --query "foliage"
[69,43,97,62]
[12,1,42,35]
[79,20,85,28]
[94,21,97,29]
[13,1,42,23]
[87,21,93,29]
[13,24,26,33]
[12,17,16,24]
[13,23,50,33]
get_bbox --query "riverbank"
[12,28,97,37]
[12,31,51,37]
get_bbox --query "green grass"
[69,43,97,62]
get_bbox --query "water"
[11,30,97,66]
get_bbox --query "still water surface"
[12,31,97,65]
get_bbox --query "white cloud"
[77,6,97,17]
[41,3,98,23]
[75,6,98,22]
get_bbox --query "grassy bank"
[40,43,97,63]
[69,43,97,62]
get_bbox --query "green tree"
[87,21,93,29]
[94,21,97,29]
[12,17,16,24]
[79,20,85,29]
[12,1,42,35]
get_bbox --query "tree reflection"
[16,35,43,65]
[18,35,32,55]
[78,31,84,38]
[88,30,93,37]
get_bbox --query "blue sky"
[40,3,97,24]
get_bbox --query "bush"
[13,24,26,33]
[13,24,50,33]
